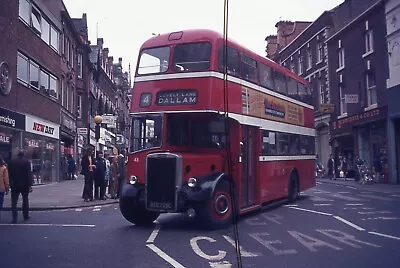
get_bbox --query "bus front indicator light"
[188,177,197,188]
[129,175,138,185]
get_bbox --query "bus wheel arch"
[119,196,160,226]
[288,169,300,202]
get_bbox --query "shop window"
[273,70,287,95]
[17,53,29,83]
[261,130,277,156]
[259,63,274,89]
[240,54,258,83]
[218,46,240,76]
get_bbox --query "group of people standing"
[80,148,126,202]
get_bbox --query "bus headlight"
[188,177,197,188]
[129,175,138,185]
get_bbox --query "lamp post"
[94,115,103,158]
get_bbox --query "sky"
[63,0,344,75]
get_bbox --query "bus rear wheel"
[288,172,300,202]
[198,180,235,229]
[120,198,160,226]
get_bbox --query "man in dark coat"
[8,149,33,223]
[94,151,107,200]
[81,148,95,202]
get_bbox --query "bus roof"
[140,29,309,86]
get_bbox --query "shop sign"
[345,94,359,104]
[0,107,25,130]
[116,134,125,145]
[25,115,60,140]
[45,143,55,150]
[26,138,40,148]
[77,128,88,135]
[98,128,106,145]
[61,111,76,133]
[101,114,117,129]
[89,130,96,146]
[319,103,334,114]
[0,132,11,144]
[77,135,84,148]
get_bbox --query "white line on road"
[368,232,400,241]
[0,223,95,227]
[359,194,394,201]
[346,186,358,189]
[75,208,83,212]
[284,204,298,207]
[147,244,186,268]
[316,182,322,185]
[333,216,365,231]
[288,206,332,216]
[338,192,351,194]
[92,208,101,212]
[209,261,232,268]
[314,204,332,206]
[146,225,161,243]
[345,204,364,206]
[358,211,392,215]
[391,195,400,198]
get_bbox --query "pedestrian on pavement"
[94,151,107,200]
[327,154,335,180]
[7,149,33,224]
[109,155,119,199]
[67,154,76,180]
[0,155,10,220]
[104,152,111,198]
[81,148,96,202]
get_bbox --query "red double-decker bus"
[120,29,316,229]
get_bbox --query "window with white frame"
[366,72,377,106]
[318,80,324,104]
[77,53,83,78]
[306,49,312,69]
[17,53,29,83]
[317,43,323,62]
[339,84,347,115]
[29,61,39,89]
[290,62,295,73]
[298,56,303,75]
[77,94,82,118]
[61,78,66,107]
[18,0,60,52]
[365,30,373,54]
[338,48,345,69]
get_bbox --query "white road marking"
[147,244,185,268]
[146,225,161,243]
[0,223,95,227]
[329,193,364,201]
[359,194,394,201]
[361,192,373,194]
[288,206,332,216]
[366,217,400,220]
[94,205,102,208]
[92,208,101,212]
[333,216,365,231]
[358,211,392,215]
[361,207,374,210]
[316,182,322,185]
[345,204,363,206]
[209,261,232,268]
[284,204,298,207]
[310,196,335,202]
[223,235,261,257]
[314,204,332,206]
[190,237,226,262]
[346,186,357,190]
[312,190,331,194]
[368,232,400,241]
[338,192,350,194]
[75,208,83,212]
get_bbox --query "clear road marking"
[316,182,322,185]
[329,193,364,201]
[358,211,392,215]
[147,244,186,268]
[361,192,373,194]
[391,194,400,198]
[361,207,374,210]
[0,223,95,227]
[312,190,331,194]
[75,208,83,212]
[223,235,261,257]
[368,232,400,241]
[314,204,332,206]
[284,204,298,207]
[209,261,232,267]
[92,208,101,212]
[190,237,227,262]
[345,204,363,206]
[310,196,335,202]
[359,194,394,201]
[146,225,161,243]
[333,216,365,231]
[346,186,357,189]
[288,206,332,216]
[366,217,400,220]
[338,192,350,194]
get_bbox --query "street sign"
[77,127,88,135]
[319,103,334,113]
[345,94,359,104]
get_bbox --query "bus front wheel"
[197,180,235,229]
[120,198,160,226]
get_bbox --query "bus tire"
[198,180,235,230]
[288,172,300,202]
[120,198,160,226]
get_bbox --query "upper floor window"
[365,30,374,54]
[306,49,312,70]
[339,84,347,115]
[77,53,83,78]
[173,42,211,72]
[318,80,324,105]
[19,0,59,53]
[366,72,377,106]
[137,46,170,75]
[338,48,345,69]
[218,46,240,76]
[240,54,258,83]
[298,56,303,75]
[290,62,295,73]
[258,63,274,89]
[317,43,323,63]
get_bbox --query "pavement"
[2,177,118,211]
[1,182,400,268]
[317,177,400,193]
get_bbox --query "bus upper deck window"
[138,46,170,75]
[172,42,211,72]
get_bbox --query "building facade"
[328,0,389,180]
[270,14,334,168]
[385,0,400,184]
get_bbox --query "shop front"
[60,110,77,180]
[331,106,388,181]
[25,114,60,184]
[0,107,25,163]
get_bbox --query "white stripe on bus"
[259,155,316,162]
[134,71,314,109]
[130,110,316,137]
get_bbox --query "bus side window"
[259,63,274,90]
[261,130,277,155]
[240,54,258,83]
[298,82,312,105]
[276,133,289,155]
[273,71,287,95]
[289,134,300,155]
[287,77,298,98]
[218,46,239,76]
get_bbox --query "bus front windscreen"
[172,42,211,72]
[137,46,170,75]
[130,114,162,152]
